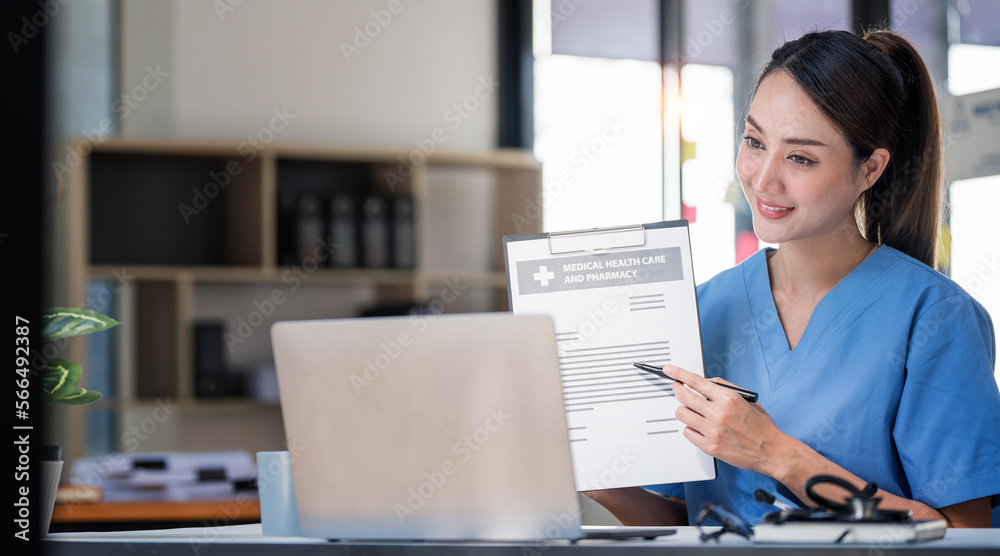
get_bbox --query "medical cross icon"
[533,265,555,287]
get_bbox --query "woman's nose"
[752,154,783,195]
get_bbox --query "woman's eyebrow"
[745,114,827,147]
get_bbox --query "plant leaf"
[58,388,103,405]
[42,307,120,341]
[42,359,82,404]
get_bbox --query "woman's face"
[736,72,869,246]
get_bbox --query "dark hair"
[753,29,943,267]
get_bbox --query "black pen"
[633,363,759,403]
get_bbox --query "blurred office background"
[37,0,999,526]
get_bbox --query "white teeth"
[761,203,791,211]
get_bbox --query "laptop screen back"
[271,313,581,540]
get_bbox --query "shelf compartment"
[107,397,281,412]
[415,282,508,314]
[89,265,417,287]
[421,270,508,289]
[55,139,542,466]
[133,280,184,399]
[274,158,419,269]
[88,152,265,266]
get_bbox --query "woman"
[586,29,1000,528]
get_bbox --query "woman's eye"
[744,136,762,149]
[789,155,813,165]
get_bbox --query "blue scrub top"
[646,245,1000,525]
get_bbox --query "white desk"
[44,523,1000,555]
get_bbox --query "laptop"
[270,312,676,541]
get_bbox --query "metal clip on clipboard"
[547,224,646,255]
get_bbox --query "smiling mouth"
[755,197,794,219]
[760,202,791,212]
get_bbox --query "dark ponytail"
[754,29,943,267]
[859,30,942,268]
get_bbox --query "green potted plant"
[41,307,119,404]
[40,307,120,535]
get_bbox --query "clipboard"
[503,221,688,308]
[502,220,716,491]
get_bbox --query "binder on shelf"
[276,190,298,266]
[296,194,324,264]
[391,195,416,269]
[194,321,242,398]
[503,221,715,490]
[361,195,388,268]
[329,194,358,268]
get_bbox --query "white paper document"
[503,221,716,491]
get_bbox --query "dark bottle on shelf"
[329,194,357,268]
[276,190,298,266]
[296,194,324,264]
[361,195,388,268]
[391,196,415,269]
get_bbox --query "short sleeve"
[893,294,1000,509]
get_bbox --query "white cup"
[256,451,301,536]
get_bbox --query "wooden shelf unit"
[51,139,542,463]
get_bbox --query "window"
[534,55,663,232]
[532,0,853,284]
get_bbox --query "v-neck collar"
[742,245,891,395]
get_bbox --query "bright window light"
[949,175,1000,334]
[534,55,663,232]
[948,44,1000,96]
[946,42,1000,387]
[680,64,736,284]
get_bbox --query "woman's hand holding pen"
[663,365,791,478]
